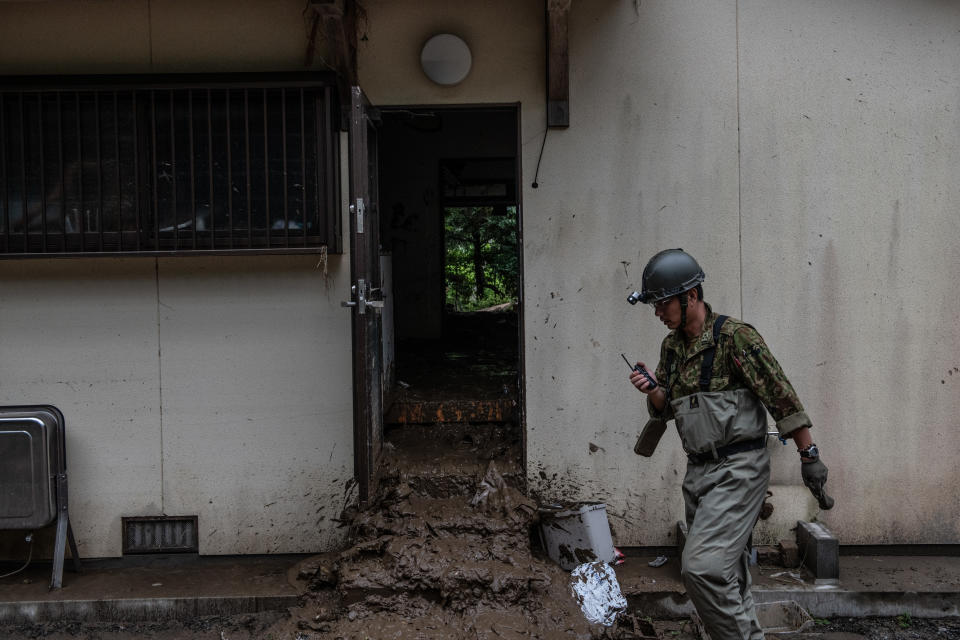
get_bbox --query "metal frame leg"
[49,470,81,590]
[50,507,67,590]
[67,520,82,574]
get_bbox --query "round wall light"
[420,34,472,86]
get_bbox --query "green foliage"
[896,613,912,628]
[444,206,518,311]
[813,617,831,626]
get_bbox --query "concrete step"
[380,423,523,498]
[615,554,960,621]
[350,492,534,540]
[332,420,546,614]
[338,535,551,611]
[0,554,306,624]
[385,397,518,425]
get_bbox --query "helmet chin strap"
[679,291,688,331]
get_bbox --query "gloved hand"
[801,459,834,510]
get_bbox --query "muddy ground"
[0,423,599,639]
[1,422,959,640]
[3,609,960,639]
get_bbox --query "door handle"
[342,280,383,314]
[366,286,385,309]
[342,283,360,312]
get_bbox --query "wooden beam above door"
[306,0,359,129]
[547,0,571,128]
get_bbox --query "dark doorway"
[378,106,521,427]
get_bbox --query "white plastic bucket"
[539,502,616,571]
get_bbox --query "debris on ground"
[769,569,806,585]
[570,561,628,626]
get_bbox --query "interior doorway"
[377,106,521,429]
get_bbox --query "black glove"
[801,459,834,510]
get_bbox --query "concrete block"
[778,539,800,568]
[795,521,839,582]
[755,545,781,565]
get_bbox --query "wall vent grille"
[122,516,199,554]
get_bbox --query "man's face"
[653,296,681,330]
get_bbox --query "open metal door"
[345,86,384,506]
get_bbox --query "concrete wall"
[0,254,355,557]
[0,0,307,74]
[522,0,746,548]
[519,0,960,546]
[359,0,960,546]
[0,0,355,557]
[737,0,960,544]
[3,0,959,553]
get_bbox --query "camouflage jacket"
[647,304,812,437]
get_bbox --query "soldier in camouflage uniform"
[627,249,832,640]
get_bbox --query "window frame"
[0,72,342,258]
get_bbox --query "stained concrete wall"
[0,259,164,556]
[521,0,960,546]
[521,0,746,548]
[0,253,355,558]
[359,0,960,546]
[0,0,355,557]
[737,0,960,544]
[2,0,959,555]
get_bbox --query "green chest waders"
[666,316,768,459]
[672,315,770,640]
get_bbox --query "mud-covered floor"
[390,310,519,402]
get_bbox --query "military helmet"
[636,248,705,304]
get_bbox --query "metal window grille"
[0,74,340,257]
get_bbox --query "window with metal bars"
[0,73,340,257]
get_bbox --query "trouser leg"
[681,449,769,640]
[738,544,761,638]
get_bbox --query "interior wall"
[0,0,354,557]
[379,109,518,341]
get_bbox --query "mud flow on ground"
[287,421,607,639]
[276,311,627,638]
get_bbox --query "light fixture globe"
[420,34,472,86]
